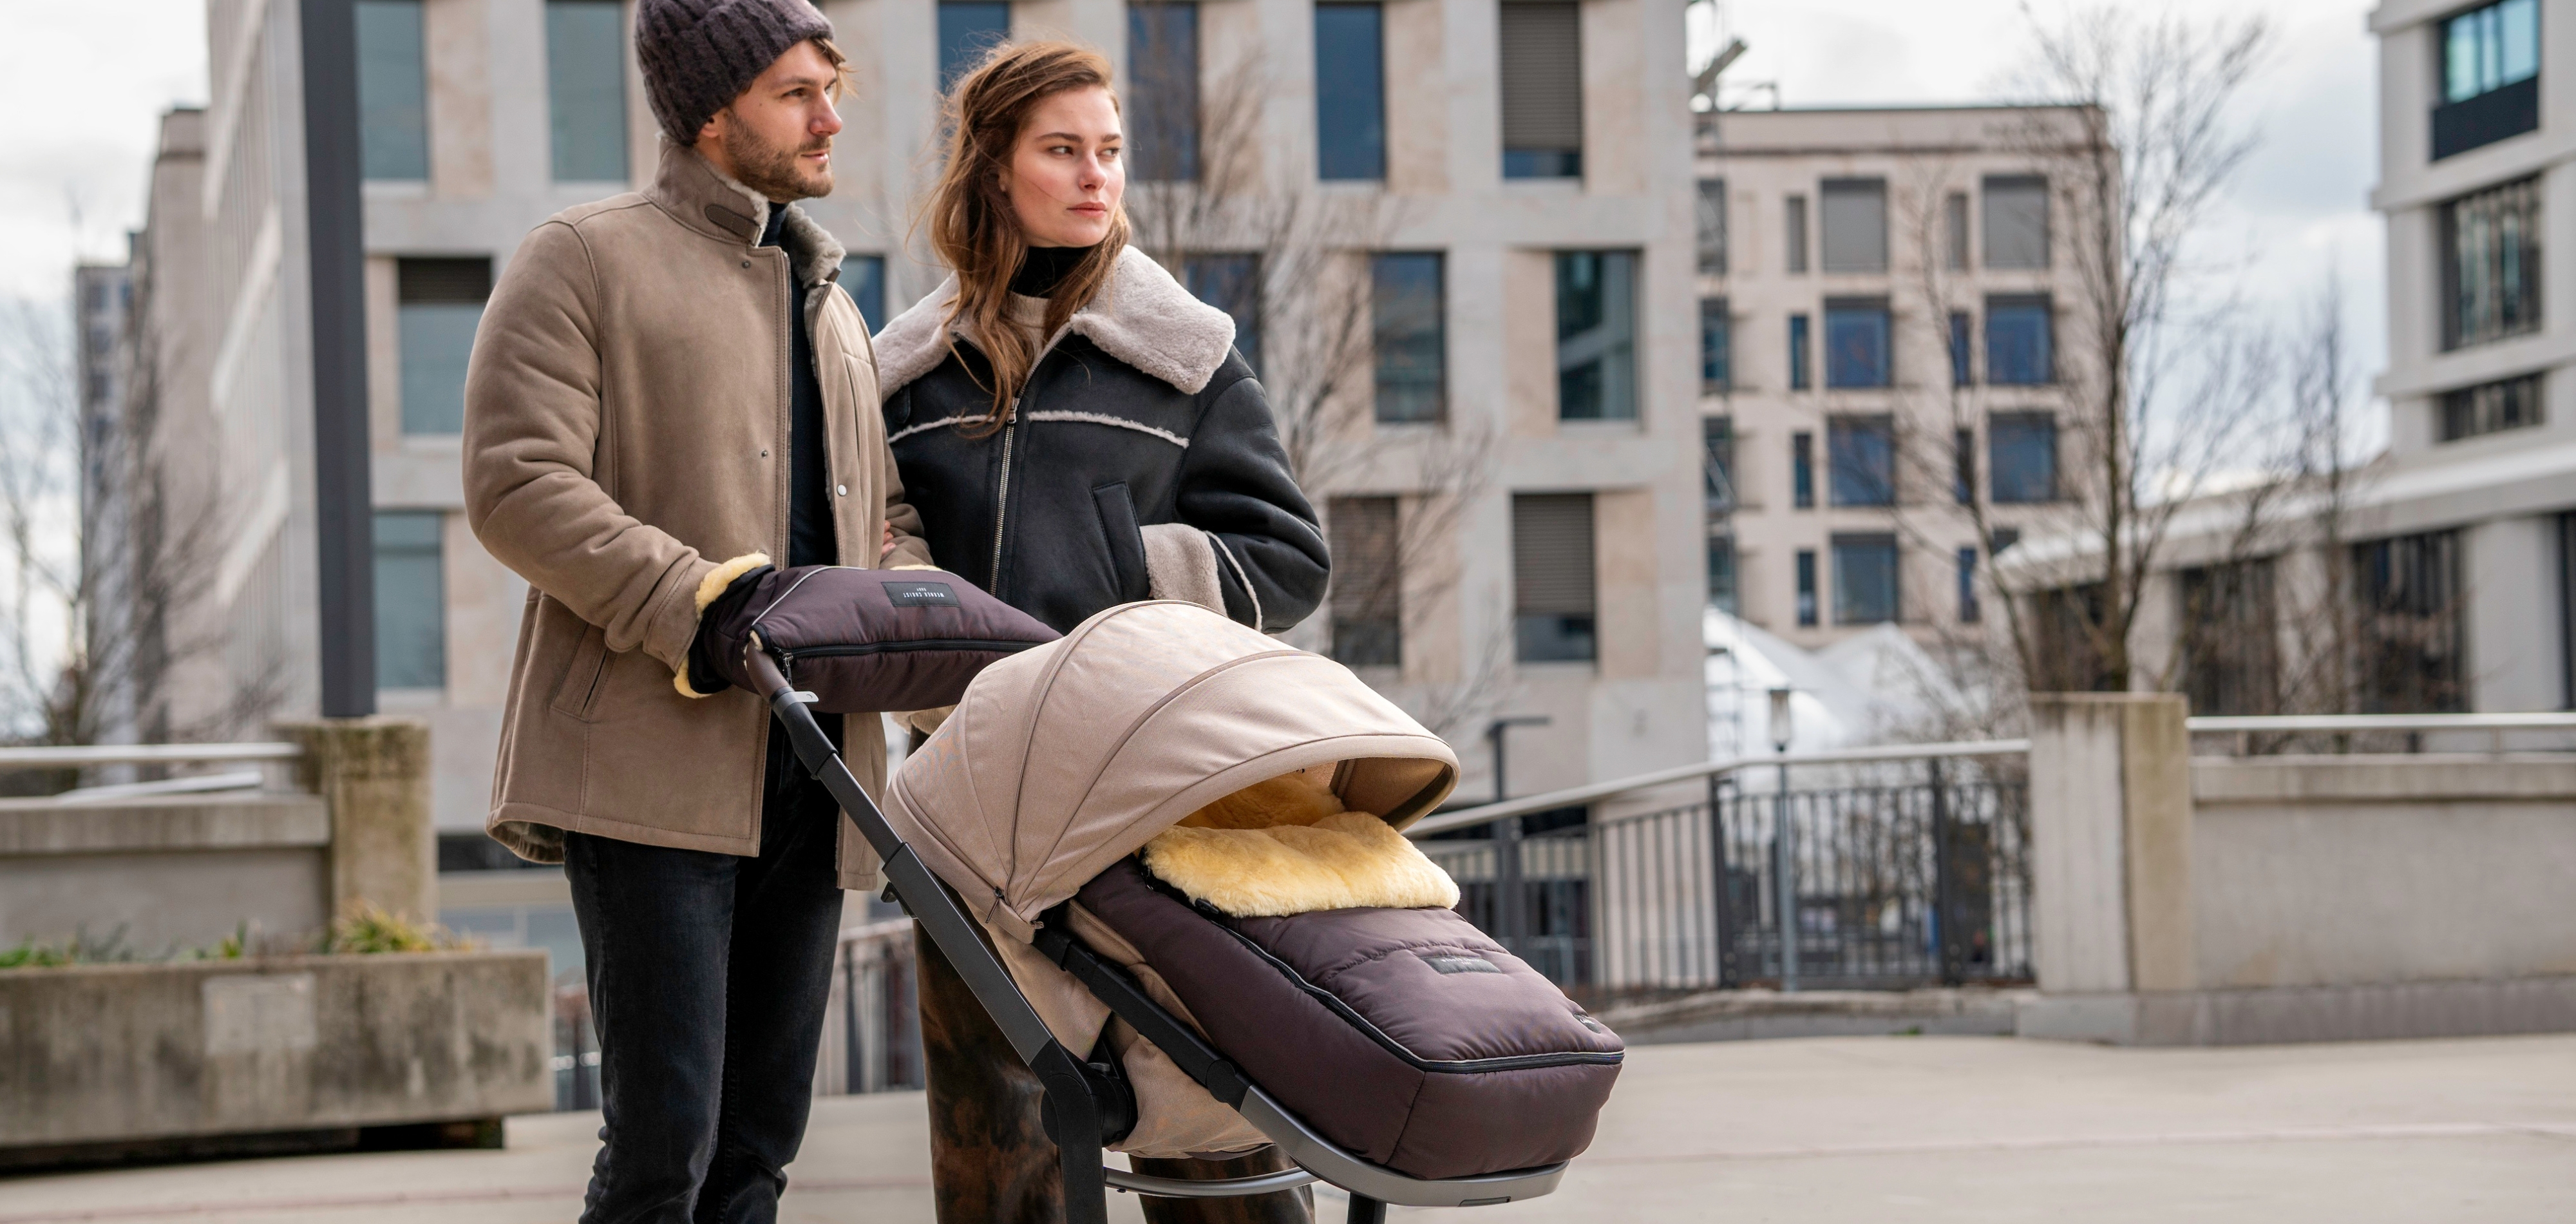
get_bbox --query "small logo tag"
[1418,953,1502,975]
[883,580,961,607]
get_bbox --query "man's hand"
[882,521,896,559]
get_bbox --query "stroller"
[748,596,1622,1223]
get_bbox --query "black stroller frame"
[749,652,1567,1223]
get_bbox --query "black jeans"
[565,716,847,1224]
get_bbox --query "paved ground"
[6,1034,2573,1223]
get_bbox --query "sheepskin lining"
[1141,769,1461,917]
[673,551,772,699]
[873,247,1238,398]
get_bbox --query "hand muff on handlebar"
[696,566,1059,712]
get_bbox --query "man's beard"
[720,117,832,202]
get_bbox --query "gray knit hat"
[636,0,835,144]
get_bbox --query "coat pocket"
[549,620,612,721]
[1092,481,1150,604]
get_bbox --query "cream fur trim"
[672,552,771,699]
[1142,812,1463,917]
[1141,524,1223,615]
[871,247,1238,398]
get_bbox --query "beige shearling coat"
[463,138,932,886]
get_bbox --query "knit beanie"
[636,0,835,144]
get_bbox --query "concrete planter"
[0,950,550,1151]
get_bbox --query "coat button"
[741,260,752,269]
[836,484,848,496]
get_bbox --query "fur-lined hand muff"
[688,565,1059,712]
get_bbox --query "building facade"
[123,0,1708,859]
[1694,105,2094,658]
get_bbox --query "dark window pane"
[2352,531,2465,713]
[2179,560,2280,715]
[1981,175,2049,270]
[547,0,629,182]
[374,512,445,689]
[1329,495,1401,667]
[1555,251,1637,420]
[1700,296,1730,390]
[1703,416,1734,513]
[1708,535,1738,615]
[1989,412,2057,504]
[940,2,1012,86]
[357,0,430,180]
[1832,534,1899,625]
[1696,178,1728,274]
[1944,192,1969,269]
[397,258,491,435]
[2441,177,2544,349]
[1823,298,1889,388]
[1788,312,1810,390]
[1953,428,1974,504]
[1785,195,1808,273]
[1499,1,1582,178]
[1795,549,1817,626]
[842,255,887,330]
[1315,3,1386,181]
[1184,253,1260,372]
[2439,372,2544,441]
[1514,493,1596,663]
[1791,430,1813,509]
[1986,294,2053,385]
[1957,546,1980,624]
[1828,415,1895,507]
[1818,178,1887,273]
[1373,253,1444,422]
[1948,311,1973,387]
[1128,2,1200,182]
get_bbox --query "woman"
[871,41,1330,1224]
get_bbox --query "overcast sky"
[0,0,2383,405]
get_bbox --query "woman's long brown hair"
[926,42,1131,434]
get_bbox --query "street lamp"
[1767,687,1799,992]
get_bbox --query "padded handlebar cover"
[700,565,1061,713]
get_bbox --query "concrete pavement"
[5,1033,2571,1222]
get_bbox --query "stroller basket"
[745,604,1605,1222]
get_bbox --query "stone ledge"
[1596,987,2031,1044]
[2016,977,2576,1046]
[0,792,328,856]
[2191,755,2576,804]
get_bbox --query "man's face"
[699,40,844,203]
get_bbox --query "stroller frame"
[748,652,1567,1223]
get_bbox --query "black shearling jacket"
[871,247,1329,635]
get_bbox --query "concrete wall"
[0,794,330,953]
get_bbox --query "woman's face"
[999,86,1124,249]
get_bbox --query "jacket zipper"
[988,400,1018,590]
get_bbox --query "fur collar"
[873,246,1237,398]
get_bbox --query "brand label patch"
[1418,953,1502,975]
[882,580,961,607]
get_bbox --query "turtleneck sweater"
[1009,243,1099,299]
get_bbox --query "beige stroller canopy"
[885,601,1461,942]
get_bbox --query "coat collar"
[873,246,1237,398]
[643,136,846,287]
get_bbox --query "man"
[462,2,929,1220]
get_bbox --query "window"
[1513,493,1596,663]
[1555,251,1637,420]
[1499,1,1582,179]
[1986,294,2053,385]
[2435,0,2540,158]
[1784,195,1808,273]
[1981,175,2049,270]
[1184,254,1260,372]
[1833,535,1898,625]
[841,254,887,329]
[1818,178,1888,273]
[1991,526,2020,554]
[1372,253,1444,423]
[1823,297,1891,388]
[397,257,491,435]
[2353,531,2465,713]
[356,0,430,180]
[1828,415,1895,507]
[1703,416,1734,513]
[1944,191,1970,269]
[374,512,444,690]
[1948,311,1973,387]
[1788,313,1810,390]
[940,2,1012,86]
[1315,3,1386,180]
[1989,412,2057,504]
[2440,372,2544,441]
[1956,546,1980,624]
[1790,430,1814,509]
[1328,496,1401,667]
[1128,3,1200,182]
[1953,428,1974,504]
[1696,178,1728,274]
[2035,583,2112,691]
[2441,177,2543,349]
[2179,560,2280,716]
[1708,535,1738,615]
[1795,549,1817,626]
[546,0,629,182]
[1700,297,1730,391]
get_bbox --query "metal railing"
[816,919,923,1097]
[0,742,302,801]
